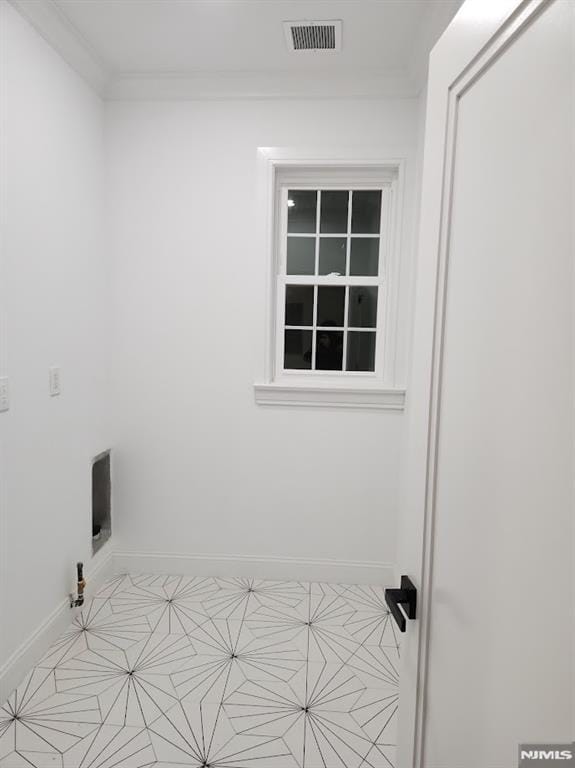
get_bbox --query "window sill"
[253,382,406,411]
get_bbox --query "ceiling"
[10,0,463,98]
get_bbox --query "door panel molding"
[407,1,556,765]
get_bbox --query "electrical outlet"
[0,377,9,412]
[49,366,61,396]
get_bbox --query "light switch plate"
[0,377,8,412]
[49,366,61,396]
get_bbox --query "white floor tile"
[0,573,400,767]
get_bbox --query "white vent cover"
[284,20,342,53]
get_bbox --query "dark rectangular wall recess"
[92,451,111,554]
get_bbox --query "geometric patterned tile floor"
[0,574,400,767]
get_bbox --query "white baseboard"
[113,550,395,586]
[0,545,394,705]
[0,545,114,704]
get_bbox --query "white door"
[399,1,574,766]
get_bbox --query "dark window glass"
[320,190,348,233]
[287,237,315,275]
[351,191,382,234]
[315,330,344,370]
[287,190,317,233]
[284,330,312,369]
[317,286,345,327]
[285,285,314,326]
[318,238,346,275]
[350,238,379,276]
[346,331,376,372]
[348,286,378,328]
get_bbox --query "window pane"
[318,237,346,275]
[287,190,316,233]
[320,190,348,234]
[347,331,376,372]
[317,286,345,327]
[284,330,312,369]
[287,237,315,275]
[351,190,382,234]
[350,238,379,276]
[315,330,344,370]
[348,286,378,328]
[285,285,314,326]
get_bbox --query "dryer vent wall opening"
[92,451,111,554]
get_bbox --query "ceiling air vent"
[284,20,342,53]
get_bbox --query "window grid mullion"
[314,189,321,276]
[345,190,352,277]
[279,277,382,287]
[284,325,376,332]
[311,285,318,370]
[288,232,377,238]
[311,190,321,370]
[342,190,353,370]
[342,286,350,371]
[280,276,381,286]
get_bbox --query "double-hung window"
[279,186,386,376]
[255,154,405,410]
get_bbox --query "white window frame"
[254,148,407,410]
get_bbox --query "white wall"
[106,98,419,572]
[0,4,421,693]
[0,1,112,681]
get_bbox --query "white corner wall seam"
[0,548,115,703]
[7,0,108,92]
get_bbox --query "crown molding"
[9,0,421,101]
[8,0,109,93]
